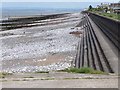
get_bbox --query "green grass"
[0,72,12,78]
[60,67,107,74]
[99,13,120,20]
[90,11,120,21]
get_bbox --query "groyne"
[1,13,69,30]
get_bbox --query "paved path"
[1,72,118,88]
[1,79,118,88]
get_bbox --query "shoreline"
[1,12,74,31]
[1,12,71,21]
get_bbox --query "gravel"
[1,13,82,73]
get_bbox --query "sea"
[1,8,82,20]
[1,2,101,20]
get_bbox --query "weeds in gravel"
[23,76,34,78]
[41,78,54,80]
[35,71,49,73]
[0,72,12,78]
[63,77,80,80]
[60,67,107,74]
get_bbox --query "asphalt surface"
[1,72,118,88]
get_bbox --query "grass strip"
[0,72,12,78]
[59,67,108,74]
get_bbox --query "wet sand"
[1,13,83,72]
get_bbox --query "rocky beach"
[1,13,83,73]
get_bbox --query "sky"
[1,0,120,2]
[2,2,103,9]
[1,0,119,10]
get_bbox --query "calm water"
[2,8,82,19]
[2,2,101,19]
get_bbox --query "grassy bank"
[60,67,108,74]
[96,12,120,21]
[88,9,120,21]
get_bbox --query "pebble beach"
[1,13,83,73]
